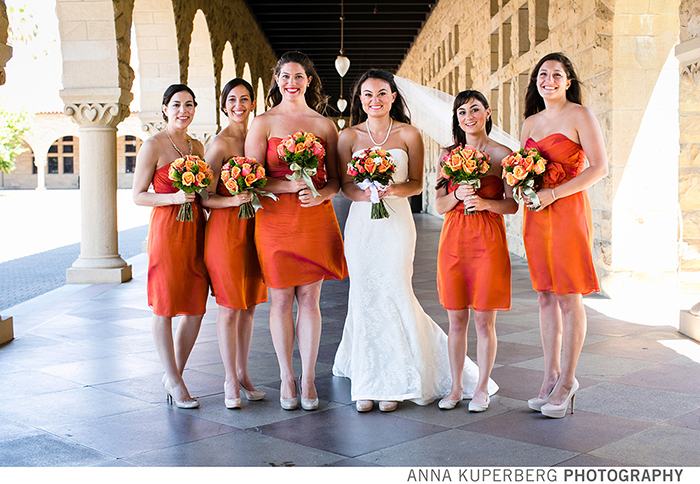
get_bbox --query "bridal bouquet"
[168,155,213,222]
[347,146,396,219]
[276,131,325,198]
[220,156,278,219]
[501,148,547,209]
[439,145,491,214]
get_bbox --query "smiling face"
[537,60,571,100]
[162,91,195,129]
[275,62,311,101]
[360,77,396,118]
[457,98,491,136]
[224,84,255,124]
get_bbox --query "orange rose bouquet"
[168,155,213,222]
[276,131,325,198]
[220,156,278,219]
[439,145,491,214]
[500,148,547,209]
[347,146,396,219]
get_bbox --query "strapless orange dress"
[523,133,599,295]
[147,164,210,316]
[437,175,511,311]
[254,137,348,289]
[203,180,267,310]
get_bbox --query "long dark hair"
[220,78,255,115]
[349,69,411,126]
[265,51,328,114]
[524,52,582,118]
[447,90,492,151]
[162,84,197,122]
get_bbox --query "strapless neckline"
[528,133,580,147]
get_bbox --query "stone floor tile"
[666,408,700,431]
[615,362,700,395]
[324,457,382,466]
[1,386,154,428]
[0,432,113,466]
[0,417,38,442]
[39,353,165,386]
[392,394,511,428]
[257,405,448,458]
[583,335,683,363]
[492,341,546,365]
[0,368,81,398]
[512,352,656,381]
[575,381,700,422]
[46,406,237,458]
[125,427,345,467]
[554,453,632,467]
[357,429,577,466]
[460,407,653,453]
[589,425,700,466]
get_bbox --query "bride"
[332,70,498,412]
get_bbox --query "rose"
[523,155,535,172]
[225,178,238,194]
[284,138,296,153]
[512,165,528,181]
[534,159,546,175]
[181,171,195,186]
[543,162,565,185]
[446,155,462,171]
[245,173,257,186]
[505,172,518,186]
[347,165,358,177]
[195,172,207,185]
[312,143,324,157]
[185,158,196,170]
[479,161,490,174]
[464,158,477,173]
[220,170,230,182]
[256,166,265,179]
[231,166,241,179]
[365,160,377,174]
[241,163,252,177]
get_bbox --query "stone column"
[35,154,47,190]
[63,101,132,283]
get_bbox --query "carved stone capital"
[681,62,700,87]
[141,120,165,136]
[64,102,130,128]
[676,37,700,87]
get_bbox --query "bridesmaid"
[133,84,209,408]
[202,78,268,409]
[520,53,608,418]
[245,51,347,411]
[435,90,518,412]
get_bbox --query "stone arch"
[132,0,180,134]
[187,9,217,142]
[221,41,237,84]
[256,77,266,116]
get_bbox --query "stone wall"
[399,0,684,297]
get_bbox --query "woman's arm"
[132,137,192,207]
[298,119,340,207]
[384,125,424,199]
[529,105,608,211]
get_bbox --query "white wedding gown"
[332,149,499,405]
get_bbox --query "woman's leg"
[173,314,203,375]
[295,280,324,400]
[236,306,259,391]
[444,309,470,401]
[152,314,195,403]
[536,291,563,399]
[547,293,586,405]
[216,306,241,400]
[269,287,297,399]
[472,310,498,405]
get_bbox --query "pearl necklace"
[166,128,193,158]
[367,118,393,146]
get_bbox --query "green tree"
[0,107,30,174]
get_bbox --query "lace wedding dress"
[332,149,499,404]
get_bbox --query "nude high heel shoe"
[164,378,199,409]
[238,382,266,401]
[298,375,318,411]
[279,380,298,410]
[541,379,579,419]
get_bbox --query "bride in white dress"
[332,70,498,412]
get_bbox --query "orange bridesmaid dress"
[254,137,348,289]
[437,175,511,311]
[523,133,599,295]
[203,180,267,309]
[147,164,210,316]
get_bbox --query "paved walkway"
[1,196,700,468]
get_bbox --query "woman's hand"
[230,191,251,207]
[525,188,555,211]
[298,186,323,207]
[171,190,195,205]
